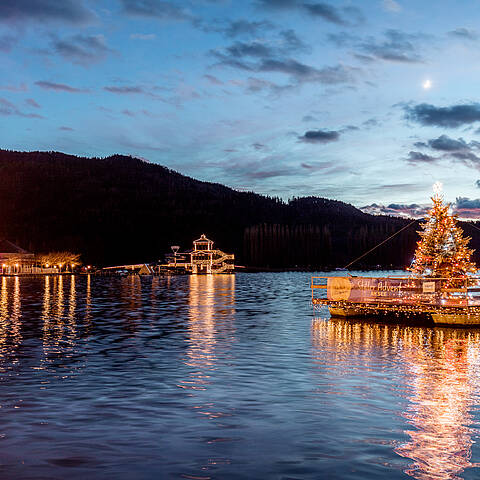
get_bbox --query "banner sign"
[327,277,440,305]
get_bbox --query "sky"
[4,0,480,217]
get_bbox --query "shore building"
[0,239,35,274]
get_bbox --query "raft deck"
[311,275,480,326]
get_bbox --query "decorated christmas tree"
[409,183,477,282]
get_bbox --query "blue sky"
[4,0,480,216]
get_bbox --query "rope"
[466,221,480,234]
[343,218,419,269]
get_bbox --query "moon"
[422,79,432,90]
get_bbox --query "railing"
[212,263,234,273]
[212,253,234,263]
[311,275,480,308]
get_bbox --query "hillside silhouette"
[1,149,478,269]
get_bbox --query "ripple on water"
[0,272,478,479]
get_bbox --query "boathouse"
[0,239,35,274]
[164,234,234,274]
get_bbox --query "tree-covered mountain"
[1,149,478,269]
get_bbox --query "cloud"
[219,55,356,85]
[427,134,471,151]
[224,40,276,59]
[0,83,27,92]
[223,157,294,180]
[245,77,292,94]
[408,134,480,168]
[226,19,274,37]
[363,118,378,128]
[25,98,40,108]
[304,3,363,26]
[382,0,401,12]
[103,85,164,100]
[450,151,480,163]
[448,28,478,41]
[204,74,224,85]
[299,129,340,143]
[406,151,438,164]
[302,3,349,25]
[0,35,16,52]
[358,29,425,63]
[302,114,317,122]
[130,33,157,40]
[455,197,480,209]
[211,31,356,91]
[59,126,74,131]
[301,161,339,171]
[326,32,360,47]
[202,19,275,37]
[260,59,354,83]
[104,85,146,94]
[51,34,112,66]
[256,0,298,8]
[360,203,428,219]
[476,180,480,189]
[0,0,94,24]
[279,29,310,53]
[340,125,359,132]
[453,197,480,219]
[35,80,89,93]
[257,1,364,26]
[364,196,480,220]
[120,0,192,20]
[404,103,480,128]
[217,30,308,62]
[0,97,43,118]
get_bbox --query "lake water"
[1,272,480,479]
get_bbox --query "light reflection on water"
[0,273,479,479]
[180,275,235,394]
[312,318,480,480]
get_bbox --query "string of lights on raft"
[312,299,480,318]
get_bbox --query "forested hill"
[1,149,476,269]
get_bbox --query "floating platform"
[312,275,480,326]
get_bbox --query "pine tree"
[409,187,476,283]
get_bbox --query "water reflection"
[0,276,22,362]
[312,318,480,479]
[179,275,236,396]
[42,275,79,359]
[396,336,480,480]
[85,273,91,323]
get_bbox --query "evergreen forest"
[1,149,479,269]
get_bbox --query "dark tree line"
[1,149,479,269]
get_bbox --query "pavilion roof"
[193,234,213,244]
[0,239,29,254]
